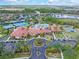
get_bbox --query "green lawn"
[0,53,29,59]
[55,33,64,39]
[74,44,79,59]
[76,52,79,59]
[0,55,12,59]
[45,35,53,40]
[0,34,5,38]
[0,34,3,38]
[64,32,79,39]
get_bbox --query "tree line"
[0,8,64,13]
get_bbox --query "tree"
[0,25,4,34]
[43,16,58,24]
[64,49,76,59]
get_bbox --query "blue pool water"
[66,29,77,32]
[3,24,14,29]
[3,21,29,29]
[13,22,29,27]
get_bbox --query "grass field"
[0,34,5,38]
[55,33,64,39]
[0,53,29,59]
[64,32,79,39]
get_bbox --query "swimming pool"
[3,22,29,29]
[13,22,29,27]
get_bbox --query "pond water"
[51,14,79,19]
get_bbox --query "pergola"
[49,24,62,32]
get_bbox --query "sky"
[0,0,79,5]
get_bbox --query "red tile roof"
[11,27,51,38]
[11,27,28,38]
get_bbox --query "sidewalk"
[12,57,29,59]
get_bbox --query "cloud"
[48,0,53,3]
[1,0,79,5]
[4,0,17,2]
[2,0,30,5]
[3,0,29,2]
[47,0,79,5]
